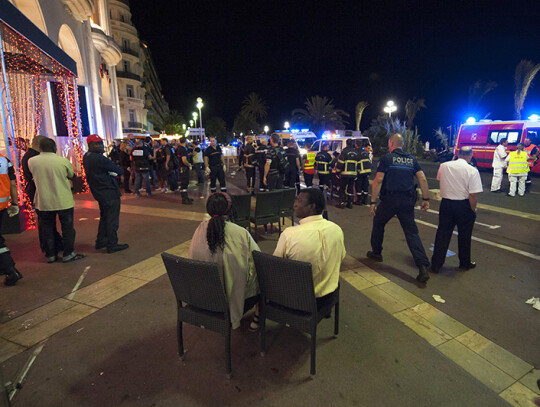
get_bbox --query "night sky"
[130,0,540,142]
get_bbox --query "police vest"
[304,152,316,174]
[337,148,359,176]
[357,151,372,174]
[315,152,332,174]
[0,155,12,210]
[506,151,530,174]
[524,144,538,167]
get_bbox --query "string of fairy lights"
[0,23,88,229]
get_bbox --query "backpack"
[166,146,179,170]
[275,146,290,173]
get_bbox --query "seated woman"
[189,192,259,329]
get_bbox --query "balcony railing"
[116,71,141,81]
[127,121,143,129]
[122,47,138,57]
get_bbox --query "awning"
[0,0,77,75]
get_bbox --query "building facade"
[7,0,123,144]
[141,41,169,134]
[108,0,147,136]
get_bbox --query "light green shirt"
[189,220,260,329]
[28,152,75,211]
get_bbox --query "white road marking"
[416,219,540,261]
[67,266,91,300]
[414,206,501,229]
[9,342,46,401]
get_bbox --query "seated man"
[189,192,259,329]
[274,188,346,304]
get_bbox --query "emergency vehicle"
[455,120,540,173]
[274,130,317,155]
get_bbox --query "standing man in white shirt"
[490,138,508,192]
[273,188,346,302]
[431,147,483,274]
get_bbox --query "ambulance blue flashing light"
[528,114,540,121]
[466,117,477,124]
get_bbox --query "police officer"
[355,139,372,205]
[177,137,194,205]
[131,138,153,197]
[0,153,22,286]
[315,142,333,197]
[83,134,129,253]
[255,137,268,191]
[204,137,227,193]
[368,134,431,283]
[243,136,257,195]
[264,133,286,190]
[285,140,301,192]
[336,139,360,209]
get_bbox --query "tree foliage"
[205,116,231,144]
[232,112,260,136]
[405,98,426,129]
[363,115,423,156]
[291,96,349,135]
[468,80,497,113]
[241,92,268,121]
[514,60,540,119]
[157,110,186,135]
[433,128,449,149]
[355,101,369,131]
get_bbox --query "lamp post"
[196,97,203,142]
[284,121,290,130]
[192,112,198,141]
[189,120,194,127]
[383,100,397,118]
[264,125,269,134]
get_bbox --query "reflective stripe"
[0,196,9,203]
[358,159,371,174]
[316,160,330,174]
[0,247,9,254]
[507,152,530,174]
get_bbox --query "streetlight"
[383,100,397,118]
[189,120,194,127]
[196,97,203,142]
[264,125,269,134]
[284,121,290,130]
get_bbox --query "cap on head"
[87,134,103,143]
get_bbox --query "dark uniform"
[355,148,371,205]
[336,146,360,208]
[315,149,333,195]
[204,145,226,192]
[131,145,152,196]
[285,146,301,191]
[244,142,257,193]
[83,151,124,251]
[265,145,284,190]
[177,144,193,204]
[370,149,430,272]
[255,143,268,191]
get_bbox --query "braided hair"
[206,192,232,254]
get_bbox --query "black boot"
[354,194,362,205]
[4,266,22,286]
[346,195,353,209]
[416,265,430,283]
[181,192,193,205]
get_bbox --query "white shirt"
[273,215,346,297]
[492,144,507,169]
[438,158,483,200]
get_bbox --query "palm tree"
[514,60,540,119]
[157,110,186,134]
[291,96,349,135]
[468,80,497,112]
[405,98,426,129]
[355,101,369,131]
[240,92,268,121]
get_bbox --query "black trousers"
[36,209,63,254]
[285,166,299,189]
[121,166,131,191]
[258,164,266,190]
[210,167,226,191]
[370,194,429,267]
[355,174,369,194]
[96,199,121,249]
[179,167,190,195]
[245,166,256,189]
[431,199,476,269]
[304,172,314,187]
[39,207,76,257]
[341,176,356,201]
[0,209,15,274]
[318,173,331,189]
[267,171,283,190]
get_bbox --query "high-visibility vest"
[358,158,371,174]
[315,151,332,174]
[524,144,538,167]
[304,152,316,174]
[506,151,530,174]
[0,155,12,210]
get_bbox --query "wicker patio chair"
[252,251,339,375]
[161,252,233,378]
[250,190,282,238]
[279,188,296,226]
[230,193,251,233]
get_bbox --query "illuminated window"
[526,128,540,145]
[489,130,521,145]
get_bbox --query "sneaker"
[63,253,85,263]
[107,244,129,253]
[249,314,260,332]
[4,267,22,286]
[366,251,383,262]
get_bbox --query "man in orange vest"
[0,154,23,286]
[523,137,538,193]
[303,149,316,187]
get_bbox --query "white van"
[309,135,372,157]
[275,131,317,155]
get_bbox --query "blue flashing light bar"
[528,114,540,121]
[466,117,477,124]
